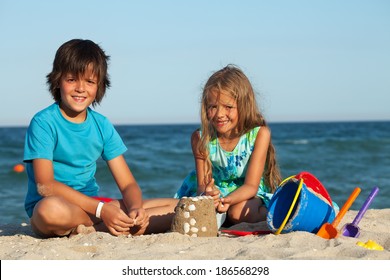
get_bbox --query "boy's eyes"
[64,77,97,84]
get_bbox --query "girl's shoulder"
[245,126,271,145]
[245,126,261,139]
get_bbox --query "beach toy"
[267,172,335,234]
[295,172,332,205]
[356,240,384,251]
[220,229,272,236]
[342,187,379,238]
[317,187,361,239]
[13,164,25,173]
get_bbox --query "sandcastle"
[171,196,218,237]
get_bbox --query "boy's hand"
[128,208,149,236]
[100,203,134,236]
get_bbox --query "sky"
[0,0,389,127]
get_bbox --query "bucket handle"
[275,177,304,235]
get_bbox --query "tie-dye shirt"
[174,126,273,208]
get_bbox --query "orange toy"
[317,187,361,239]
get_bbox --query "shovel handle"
[332,187,361,227]
[352,186,379,226]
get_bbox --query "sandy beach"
[0,209,389,260]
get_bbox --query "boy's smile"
[59,67,98,123]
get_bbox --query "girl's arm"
[191,130,217,195]
[192,130,220,207]
[223,126,271,206]
[191,130,207,195]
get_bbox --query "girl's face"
[206,89,238,137]
[58,67,98,123]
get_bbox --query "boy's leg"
[31,196,94,238]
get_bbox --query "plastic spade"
[316,187,361,239]
[221,229,272,236]
[342,186,379,238]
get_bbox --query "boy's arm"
[33,158,134,235]
[107,155,148,228]
[33,158,101,215]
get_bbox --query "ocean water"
[0,121,389,225]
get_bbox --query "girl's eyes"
[207,105,235,111]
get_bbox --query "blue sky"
[1,0,389,126]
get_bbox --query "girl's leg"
[31,196,95,238]
[142,198,178,234]
[226,197,267,224]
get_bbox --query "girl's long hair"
[197,64,281,192]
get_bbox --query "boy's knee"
[33,196,68,224]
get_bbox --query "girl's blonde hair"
[197,64,281,192]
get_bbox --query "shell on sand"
[171,196,218,237]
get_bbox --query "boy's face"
[58,66,98,123]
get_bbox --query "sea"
[0,121,389,225]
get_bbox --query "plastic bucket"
[267,173,336,234]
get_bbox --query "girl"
[175,64,282,224]
[24,39,177,238]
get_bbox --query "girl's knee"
[227,199,267,223]
[226,206,244,224]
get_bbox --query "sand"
[0,209,389,260]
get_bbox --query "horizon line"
[1,118,389,128]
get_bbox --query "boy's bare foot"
[69,224,97,237]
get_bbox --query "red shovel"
[221,229,272,236]
[316,187,361,239]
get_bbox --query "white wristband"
[95,201,104,219]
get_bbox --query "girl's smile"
[207,90,239,138]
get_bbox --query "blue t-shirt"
[24,102,127,217]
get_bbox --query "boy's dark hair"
[46,39,110,106]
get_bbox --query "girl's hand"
[128,208,150,236]
[204,179,220,208]
[100,203,134,236]
[216,197,232,213]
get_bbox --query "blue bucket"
[267,174,336,234]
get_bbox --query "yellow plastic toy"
[356,240,384,251]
